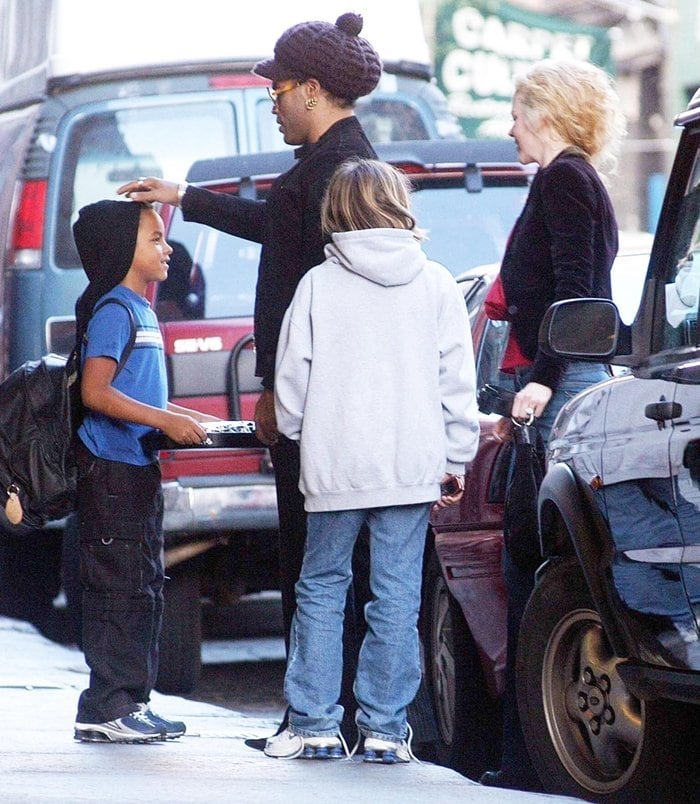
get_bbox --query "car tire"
[0,521,70,643]
[421,545,501,778]
[517,556,695,802]
[156,567,202,695]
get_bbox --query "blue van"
[0,0,462,646]
[0,1,462,378]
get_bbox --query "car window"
[54,100,239,268]
[251,89,449,151]
[356,97,430,143]
[475,319,512,392]
[157,218,259,321]
[662,133,700,348]
[159,181,529,321]
[611,251,650,325]
[411,184,528,277]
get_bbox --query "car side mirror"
[539,298,621,359]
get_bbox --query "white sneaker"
[264,728,345,759]
[300,735,345,759]
[362,725,417,764]
[264,728,304,759]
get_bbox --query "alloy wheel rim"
[540,608,644,794]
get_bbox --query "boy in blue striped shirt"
[71,200,214,743]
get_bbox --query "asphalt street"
[0,616,581,803]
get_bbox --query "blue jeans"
[285,504,429,741]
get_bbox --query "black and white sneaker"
[137,703,186,739]
[74,709,166,743]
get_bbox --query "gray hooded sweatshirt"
[274,227,479,513]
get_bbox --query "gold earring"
[305,96,318,110]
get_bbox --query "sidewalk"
[0,617,579,803]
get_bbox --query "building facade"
[421,0,693,234]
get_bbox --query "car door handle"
[644,398,682,426]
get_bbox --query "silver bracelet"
[176,182,188,207]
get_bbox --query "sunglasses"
[267,81,304,102]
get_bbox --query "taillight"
[12,179,47,261]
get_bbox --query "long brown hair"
[321,159,424,238]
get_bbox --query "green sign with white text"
[435,0,613,137]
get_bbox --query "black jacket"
[500,150,618,390]
[181,116,376,389]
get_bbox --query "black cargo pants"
[75,440,164,724]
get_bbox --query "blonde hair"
[321,159,424,237]
[515,59,626,174]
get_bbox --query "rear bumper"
[161,473,279,534]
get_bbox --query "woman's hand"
[116,176,180,206]
[511,381,553,423]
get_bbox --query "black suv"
[518,90,700,801]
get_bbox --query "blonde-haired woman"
[266,159,479,762]
[482,59,624,792]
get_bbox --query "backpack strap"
[91,298,137,378]
[65,299,138,436]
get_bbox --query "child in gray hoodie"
[267,159,479,762]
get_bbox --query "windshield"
[159,180,529,321]
[55,100,239,268]
[412,184,528,274]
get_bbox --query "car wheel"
[421,545,500,778]
[156,567,202,695]
[518,556,694,802]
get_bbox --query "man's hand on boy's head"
[117,176,180,207]
[162,412,208,446]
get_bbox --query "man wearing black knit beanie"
[118,13,381,746]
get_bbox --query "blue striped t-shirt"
[78,284,167,465]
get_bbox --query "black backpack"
[0,299,136,529]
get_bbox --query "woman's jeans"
[499,361,610,781]
[285,503,430,742]
[75,440,164,724]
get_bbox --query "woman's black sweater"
[500,150,618,390]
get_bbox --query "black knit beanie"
[73,199,145,343]
[253,12,382,103]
